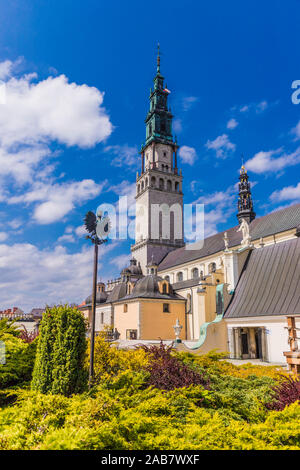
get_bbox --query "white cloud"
[173,118,183,133]
[240,105,249,113]
[57,234,76,243]
[0,232,8,242]
[239,100,269,114]
[270,182,300,203]
[246,147,300,174]
[178,146,197,165]
[9,179,107,224]
[111,253,131,270]
[0,60,113,188]
[104,144,138,167]
[193,186,236,236]
[226,118,238,130]
[0,239,120,311]
[0,60,14,80]
[205,134,236,159]
[0,70,113,149]
[182,96,199,112]
[75,225,88,237]
[256,100,268,113]
[292,120,300,141]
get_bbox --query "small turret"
[237,164,256,224]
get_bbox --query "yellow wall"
[114,298,186,341]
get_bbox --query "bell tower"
[131,46,185,273]
[237,164,256,224]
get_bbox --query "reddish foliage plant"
[266,375,300,411]
[139,342,210,391]
[19,326,39,343]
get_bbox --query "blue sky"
[0,0,300,311]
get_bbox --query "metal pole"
[89,241,98,388]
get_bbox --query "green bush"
[0,332,37,391]
[1,344,299,450]
[31,305,87,396]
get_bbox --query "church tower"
[237,165,256,224]
[131,47,185,273]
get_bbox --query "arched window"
[209,262,216,273]
[177,272,183,282]
[162,164,165,171]
[145,177,148,186]
[151,176,156,187]
[159,178,164,190]
[162,283,167,294]
[175,182,179,192]
[101,312,104,324]
[141,180,144,191]
[137,184,140,194]
[192,267,199,279]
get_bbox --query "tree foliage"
[31,305,87,396]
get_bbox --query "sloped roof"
[224,237,300,318]
[119,274,184,301]
[158,203,300,271]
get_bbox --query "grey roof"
[225,237,300,318]
[106,282,127,303]
[158,203,300,271]
[85,291,108,306]
[119,274,184,301]
[172,277,203,290]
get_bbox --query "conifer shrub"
[140,342,210,391]
[266,375,300,411]
[31,305,87,396]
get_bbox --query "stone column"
[249,328,257,359]
[261,327,268,362]
[228,327,235,358]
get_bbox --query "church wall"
[225,316,300,364]
[114,302,140,340]
[113,298,186,341]
[139,299,186,341]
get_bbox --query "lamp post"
[84,210,111,388]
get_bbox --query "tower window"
[192,268,199,279]
[160,121,166,133]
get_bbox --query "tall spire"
[157,42,160,73]
[237,164,256,224]
[143,45,174,147]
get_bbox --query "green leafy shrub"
[0,333,37,391]
[31,305,87,396]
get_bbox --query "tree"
[31,305,87,396]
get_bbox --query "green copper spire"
[144,46,174,146]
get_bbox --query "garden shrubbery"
[0,309,300,450]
